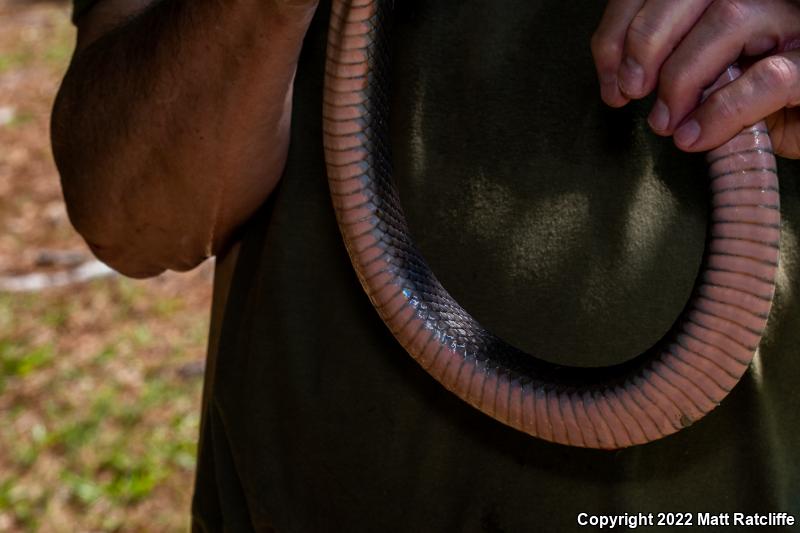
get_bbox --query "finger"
[591,0,645,107]
[617,0,713,99]
[672,51,800,151]
[655,0,800,135]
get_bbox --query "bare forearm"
[52,0,316,277]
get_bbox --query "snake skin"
[322,0,781,449]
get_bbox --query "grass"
[0,3,214,530]
[0,275,211,531]
[0,5,73,75]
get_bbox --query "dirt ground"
[0,1,214,530]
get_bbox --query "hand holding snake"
[593,0,800,157]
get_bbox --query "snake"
[322,0,781,449]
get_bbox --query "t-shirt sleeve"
[72,0,100,23]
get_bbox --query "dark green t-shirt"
[72,0,96,22]
[74,1,800,532]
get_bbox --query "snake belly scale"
[322,0,781,449]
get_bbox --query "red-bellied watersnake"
[322,0,780,449]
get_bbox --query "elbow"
[55,162,216,280]
[86,240,169,279]
[52,95,215,279]
[50,68,262,278]
[52,96,217,278]
[85,237,211,279]
[65,184,216,279]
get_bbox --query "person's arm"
[51,0,318,278]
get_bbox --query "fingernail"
[648,99,670,132]
[618,56,644,96]
[674,119,701,148]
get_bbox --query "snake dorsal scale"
[322,0,780,449]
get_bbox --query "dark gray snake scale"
[322,0,781,449]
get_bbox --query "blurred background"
[0,0,213,530]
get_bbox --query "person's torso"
[195,2,800,531]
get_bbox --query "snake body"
[322,0,780,449]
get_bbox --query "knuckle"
[590,31,621,62]
[626,13,661,51]
[757,55,798,88]
[710,0,749,30]
[708,89,742,122]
